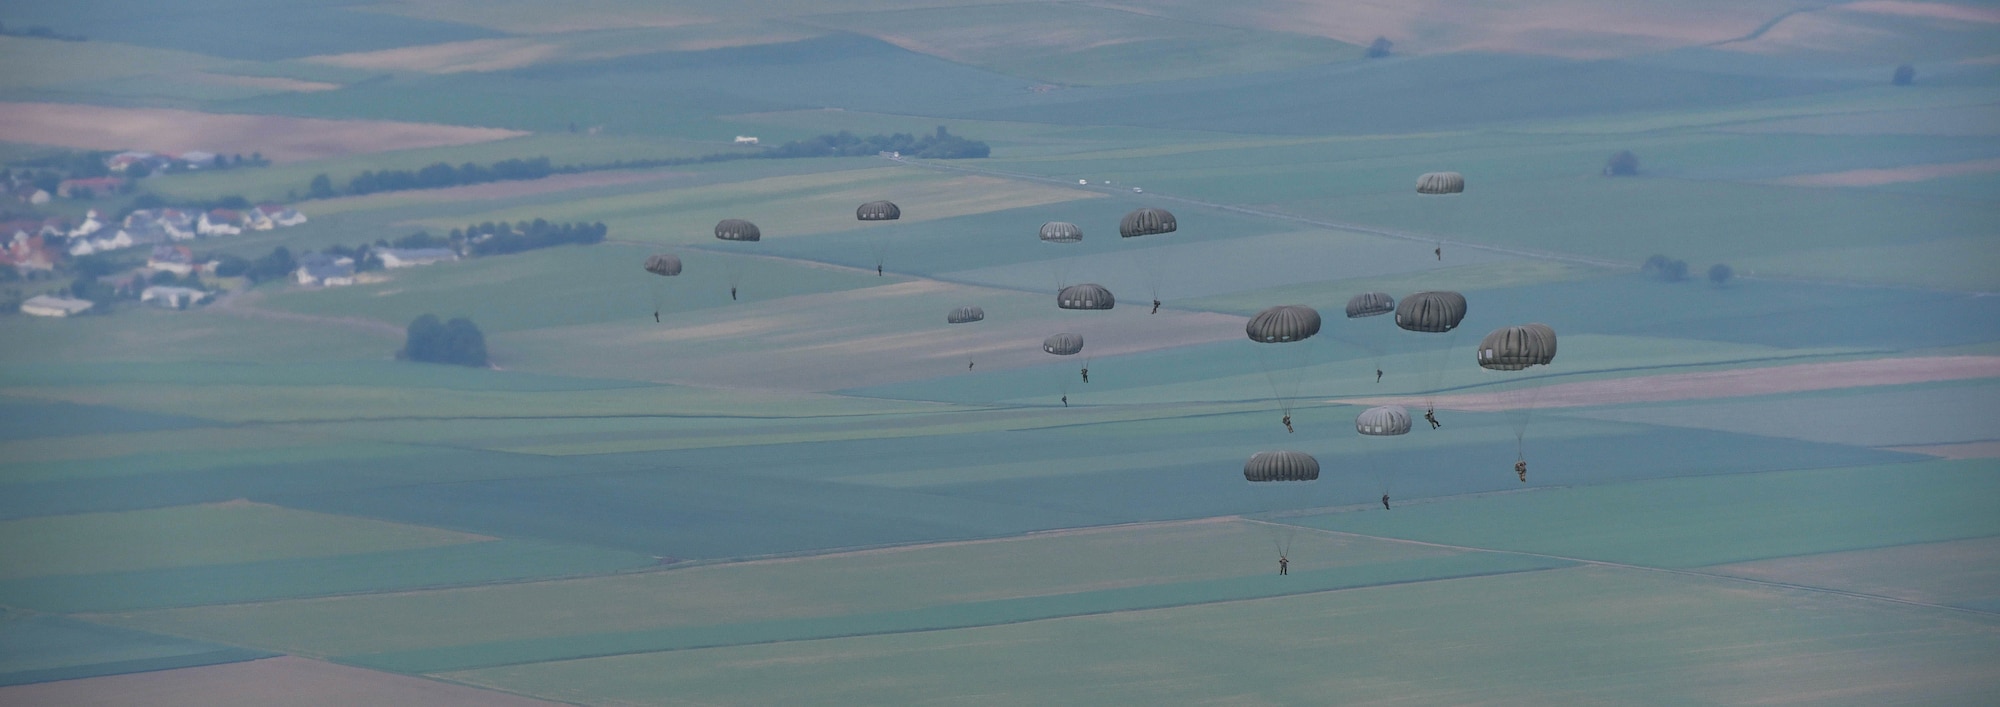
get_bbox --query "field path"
[209,290,403,338]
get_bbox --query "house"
[294,253,355,286]
[157,209,196,240]
[26,189,50,205]
[734,136,759,145]
[374,247,457,269]
[68,210,105,238]
[141,285,209,309]
[245,205,306,231]
[20,294,94,317]
[2,233,57,273]
[147,245,196,275]
[57,177,124,199]
[175,151,217,167]
[197,209,242,236]
[107,151,167,173]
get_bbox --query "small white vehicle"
[1132,187,1143,193]
[1078,179,1088,185]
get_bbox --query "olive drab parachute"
[1243,451,1319,482]
[1039,222,1083,243]
[1355,406,1412,436]
[1345,292,1394,318]
[1119,208,1176,238]
[1416,172,1465,195]
[714,219,761,241]
[1395,291,1467,333]
[1246,305,1321,343]
[643,254,682,277]
[857,201,901,221]
[1043,333,1084,356]
[947,306,985,324]
[1057,283,1115,310]
[1477,324,1558,370]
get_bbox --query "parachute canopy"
[1043,332,1084,356]
[1416,172,1465,195]
[1477,323,1557,370]
[1244,451,1319,482]
[643,254,682,277]
[1356,405,1412,436]
[947,306,985,324]
[714,219,761,242]
[1246,305,1322,343]
[857,201,901,221]
[1395,291,1467,333]
[1040,221,1083,244]
[1120,208,1177,238]
[1345,292,1394,319]
[1058,283,1115,310]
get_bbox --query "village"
[2,149,465,318]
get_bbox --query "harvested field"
[1771,157,2000,187]
[191,73,341,92]
[0,656,562,707]
[1886,440,2000,459]
[1333,356,2000,412]
[0,103,525,162]
[1839,1,2000,23]
[1707,536,2000,611]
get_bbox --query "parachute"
[1240,451,1324,559]
[643,254,682,277]
[1057,283,1115,310]
[1476,324,1559,467]
[1245,305,1322,424]
[1355,405,1412,436]
[1413,172,1464,250]
[1119,208,1176,302]
[856,201,901,221]
[643,254,682,318]
[1243,450,1320,482]
[856,202,900,272]
[1395,291,1467,333]
[1246,305,1321,343]
[1355,405,1417,495]
[1039,222,1084,287]
[1043,332,1084,356]
[1040,221,1083,243]
[1476,324,1557,371]
[712,219,761,297]
[1119,208,1176,238]
[1416,172,1465,195]
[714,219,761,242]
[1394,291,1469,410]
[947,306,985,324]
[1345,292,1394,319]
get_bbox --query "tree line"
[299,127,990,199]
[310,157,554,198]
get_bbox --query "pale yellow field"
[0,657,564,707]
[0,103,526,162]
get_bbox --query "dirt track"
[1331,356,2000,412]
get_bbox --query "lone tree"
[1893,64,1915,86]
[399,314,489,367]
[1605,150,1639,177]
[1708,263,1734,286]
[1643,254,1688,282]
[1366,36,1393,58]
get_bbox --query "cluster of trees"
[1605,150,1640,177]
[767,126,990,159]
[310,157,555,199]
[399,314,488,367]
[1644,255,1734,286]
[1366,37,1392,58]
[0,21,84,42]
[454,219,607,256]
[226,246,298,283]
[1893,64,1916,86]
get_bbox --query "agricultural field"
[1,1,1995,703]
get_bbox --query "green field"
[0,502,485,579]
[441,565,2000,706]
[2,2,1996,699]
